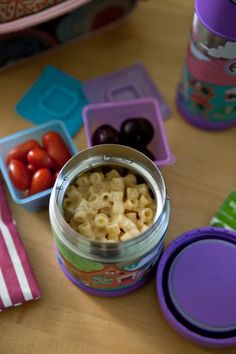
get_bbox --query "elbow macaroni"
[63,168,156,242]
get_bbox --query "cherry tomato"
[29,168,53,195]
[43,131,71,169]
[27,147,56,170]
[8,159,31,191]
[6,140,40,164]
[52,171,60,184]
[27,164,38,176]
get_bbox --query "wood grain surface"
[0,1,236,353]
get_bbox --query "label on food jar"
[55,236,164,290]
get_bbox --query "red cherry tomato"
[8,159,31,191]
[43,131,71,169]
[29,168,53,195]
[27,147,56,170]
[6,140,40,164]
[27,164,38,176]
[52,171,60,185]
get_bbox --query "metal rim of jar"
[49,144,170,263]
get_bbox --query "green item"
[55,236,104,272]
[210,192,236,230]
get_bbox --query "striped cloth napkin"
[0,181,40,311]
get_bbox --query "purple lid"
[168,239,236,332]
[83,63,171,120]
[157,227,236,348]
[195,0,236,41]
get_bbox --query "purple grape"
[138,147,155,160]
[123,143,155,160]
[120,118,154,147]
[92,124,120,145]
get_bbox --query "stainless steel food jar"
[49,144,170,296]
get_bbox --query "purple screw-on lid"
[195,0,236,41]
[157,227,236,348]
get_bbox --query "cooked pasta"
[107,223,120,240]
[89,172,104,185]
[78,223,93,238]
[139,208,154,223]
[124,173,137,187]
[106,169,121,179]
[110,177,125,192]
[63,167,156,242]
[94,213,109,229]
[127,187,139,201]
[75,175,90,187]
[111,191,124,214]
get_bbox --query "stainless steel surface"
[192,14,228,56]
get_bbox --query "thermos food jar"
[49,144,170,297]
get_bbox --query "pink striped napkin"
[0,181,40,311]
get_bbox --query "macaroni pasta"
[63,167,156,242]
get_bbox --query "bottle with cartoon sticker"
[177,0,236,130]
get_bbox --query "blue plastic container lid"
[16,65,88,137]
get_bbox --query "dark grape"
[120,118,154,147]
[123,144,155,160]
[91,119,156,161]
[138,147,156,160]
[92,124,120,145]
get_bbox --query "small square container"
[0,120,78,212]
[83,98,175,167]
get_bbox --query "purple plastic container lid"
[168,239,236,332]
[83,63,171,120]
[157,227,236,348]
[195,0,236,41]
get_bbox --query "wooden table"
[1,1,236,353]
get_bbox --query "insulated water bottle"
[177,0,236,130]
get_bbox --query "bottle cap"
[196,0,236,41]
